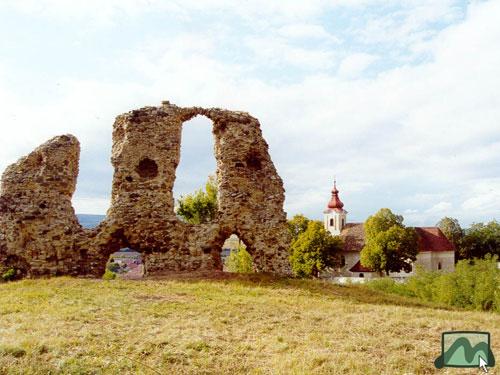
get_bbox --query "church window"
[438,262,442,270]
[330,218,333,226]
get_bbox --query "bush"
[365,278,414,298]
[1,268,16,282]
[107,261,121,273]
[225,246,253,273]
[102,269,116,280]
[365,255,499,312]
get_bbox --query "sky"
[0,0,499,227]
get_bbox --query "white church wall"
[432,251,455,272]
[334,250,455,280]
[337,252,360,276]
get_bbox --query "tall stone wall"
[0,101,291,278]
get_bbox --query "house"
[221,234,244,262]
[110,248,144,279]
[323,180,455,281]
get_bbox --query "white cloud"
[356,0,463,49]
[72,197,111,215]
[245,36,337,70]
[2,0,384,24]
[425,201,453,214]
[337,53,378,78]
[277,23,340,43]
[461,178,500,215]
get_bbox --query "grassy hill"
[0,275,499,374]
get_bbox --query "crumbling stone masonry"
[0,101,291,278]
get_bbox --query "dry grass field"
[0,275,499,374]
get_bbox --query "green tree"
[436,217,463,249]
[363,208,403,239]
[288,214,310,243]
[177,175,218,224]
[225,245,253,273]
[459,221,500,260]
[289,221,343,278]
[360,208,418,275]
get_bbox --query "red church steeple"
[327,179,344,210]
[324,178,347,235]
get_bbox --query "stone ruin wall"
[0,101,291,278]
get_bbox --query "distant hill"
[77,214,106,229]
[77,214,185,228]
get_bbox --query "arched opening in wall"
[222,234,254,273]
[72,140,113,229]
[173,115,218,223]
[438,262,442,270]
[104,247,144,279]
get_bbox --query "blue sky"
[0,0,499,227]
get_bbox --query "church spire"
[327,179,344,210]
[324,178,347,235]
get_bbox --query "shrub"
[102,269,116,280]
[225,246,253,273]
[364,255,499,312]
[107,261,121,273]
[1,268,16,282]
[405,266,440,301]
[365,277,414,298]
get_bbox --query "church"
[323,180,455,281]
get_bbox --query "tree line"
[436,217,500,261]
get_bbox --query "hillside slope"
[0,276,498,374]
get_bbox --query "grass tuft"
[0,345,26,358]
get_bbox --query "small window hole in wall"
[330,218,334,226]
[438,262,442,270]
[136,158,158,179]
[359,273,364,278]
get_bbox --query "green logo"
[435,331,495,372]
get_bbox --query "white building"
[323,180,455,280]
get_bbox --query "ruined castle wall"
[0,135,85,277]
[0,101,291,278]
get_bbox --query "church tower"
[324,179,347,235]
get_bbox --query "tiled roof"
[349,260,374,273]
[414,227,455,252]
[339,223,365,252]
[339,224,454,253]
